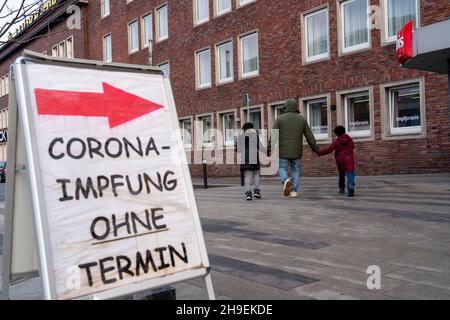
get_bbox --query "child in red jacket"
[317,126,356,197]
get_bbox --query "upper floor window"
[216,0,231,16]
[66,36,74,58]
[238,0,256,7]
[101,0,110,18]
[196,49,212,89]
[51,37,74,59]
[304,8,329,62]
[195,0,209,25]
[384,0,418,42]
[157,4,169,42]
[240,32,259,78]
[217,41,233,83]
[103,34,112,62]
[0,75,9,97]
[142,13,153,48]
[340,0,370,53]
[128,20,139,53]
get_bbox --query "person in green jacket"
[270,99,317,198]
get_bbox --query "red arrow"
[34,82,164,128]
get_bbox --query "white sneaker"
[283,179,291,197]
[290,192,298,198]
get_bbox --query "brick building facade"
[0,0,449,177]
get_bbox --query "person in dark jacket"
[317,126,356,197]
[235,122,263,201]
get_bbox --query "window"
[158,62,170,77]
[180,118,192,148]
[157,5,168,41]
[389,84,421,134]
[307,99,329,140]
[195,0,209,25]
[384,0,418,42]
[341,0,370,53]
[238,0,256,7]
[128,20,139,53]
[196,49,211,88]
[240,32,259,78]
[4,75,8,95]
[217,41,233,83]
[274,105,285,119]
[51,45,58,57]
[216,0,231,16]
[304,8,329,62]
[103,34,112,62]
[244,107,262,131]
[58,41,65,58]
[101,0,110,18]
[142,14,153,48]
[0,77,4,97]
[66,37,74,58]
[344,92,371,137]
[221,112,235,146]
[198,115,213,146]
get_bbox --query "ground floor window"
[197,115,213,148]
[180,118,192,149]
[344,91,371,137]
[307,98,329,140]
[389,83,421,135]
[221,112,236,146]
[244,107,262,132]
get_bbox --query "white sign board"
[11,56,211,300]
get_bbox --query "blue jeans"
[339,171,355,191]
[279,158,301,192]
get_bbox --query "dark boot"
[339,188,346,194]
[348,189,355,197]
[245,191,253,201]
[254,189,261,199]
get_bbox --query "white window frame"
[66,36,74,58]
[156,4,169,42]
[128,19,139,54]
[141,13,153,48]
[51,45,58,57]
[196,48,212,89]
[306,98,330,141]
[179,117,193,150]
[0,77,4,97]
[101,0,110,19]
[389,83,422,135]
[194,0,210,25]
[4,75,8,95]
[237,0,256,8]
[340,0,370,54]
[383,0,419,43]
[103,34,112,62]
[215,0,232,16]
[216,40,234,84]
[58,41,66,58]
[219,111,236,147]
[304,7,329,63]
[344,91,372,138]
[239,31,259,79]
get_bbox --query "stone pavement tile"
[384,283,450,300]
[172,282,231,300]
[385,251,450,273]
[9,277,43,300]
[201,271,312,300]
[384,267,450,291]
[292,280,397,300]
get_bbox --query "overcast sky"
[1,0,43,43]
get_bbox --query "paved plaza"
[1,173,450,300]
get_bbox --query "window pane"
[217,0,231,13]
[104,35,112,61]
[223,113,235,143]
[275,105,285,118]
[58,42,65,57]
[343,0,368,48]
[346,94,370,132]
[242,33,258,75]
[66,38,74,58]
[102,0,110,17]
[391,85,420,128]
[202,116,212,143]
[308,100,328,135]
[158,6,168,39]
[387,0,417,37]
[159,63,170,77]
[198,50,211,86]
[248,109,261,131]
[143,14,153,46]
[182,120,192,145]
[197,0,209,22]
[306,10,328,58]
[129,21,138,51]
[219,42,232,81]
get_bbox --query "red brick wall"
[1,0,449,177]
